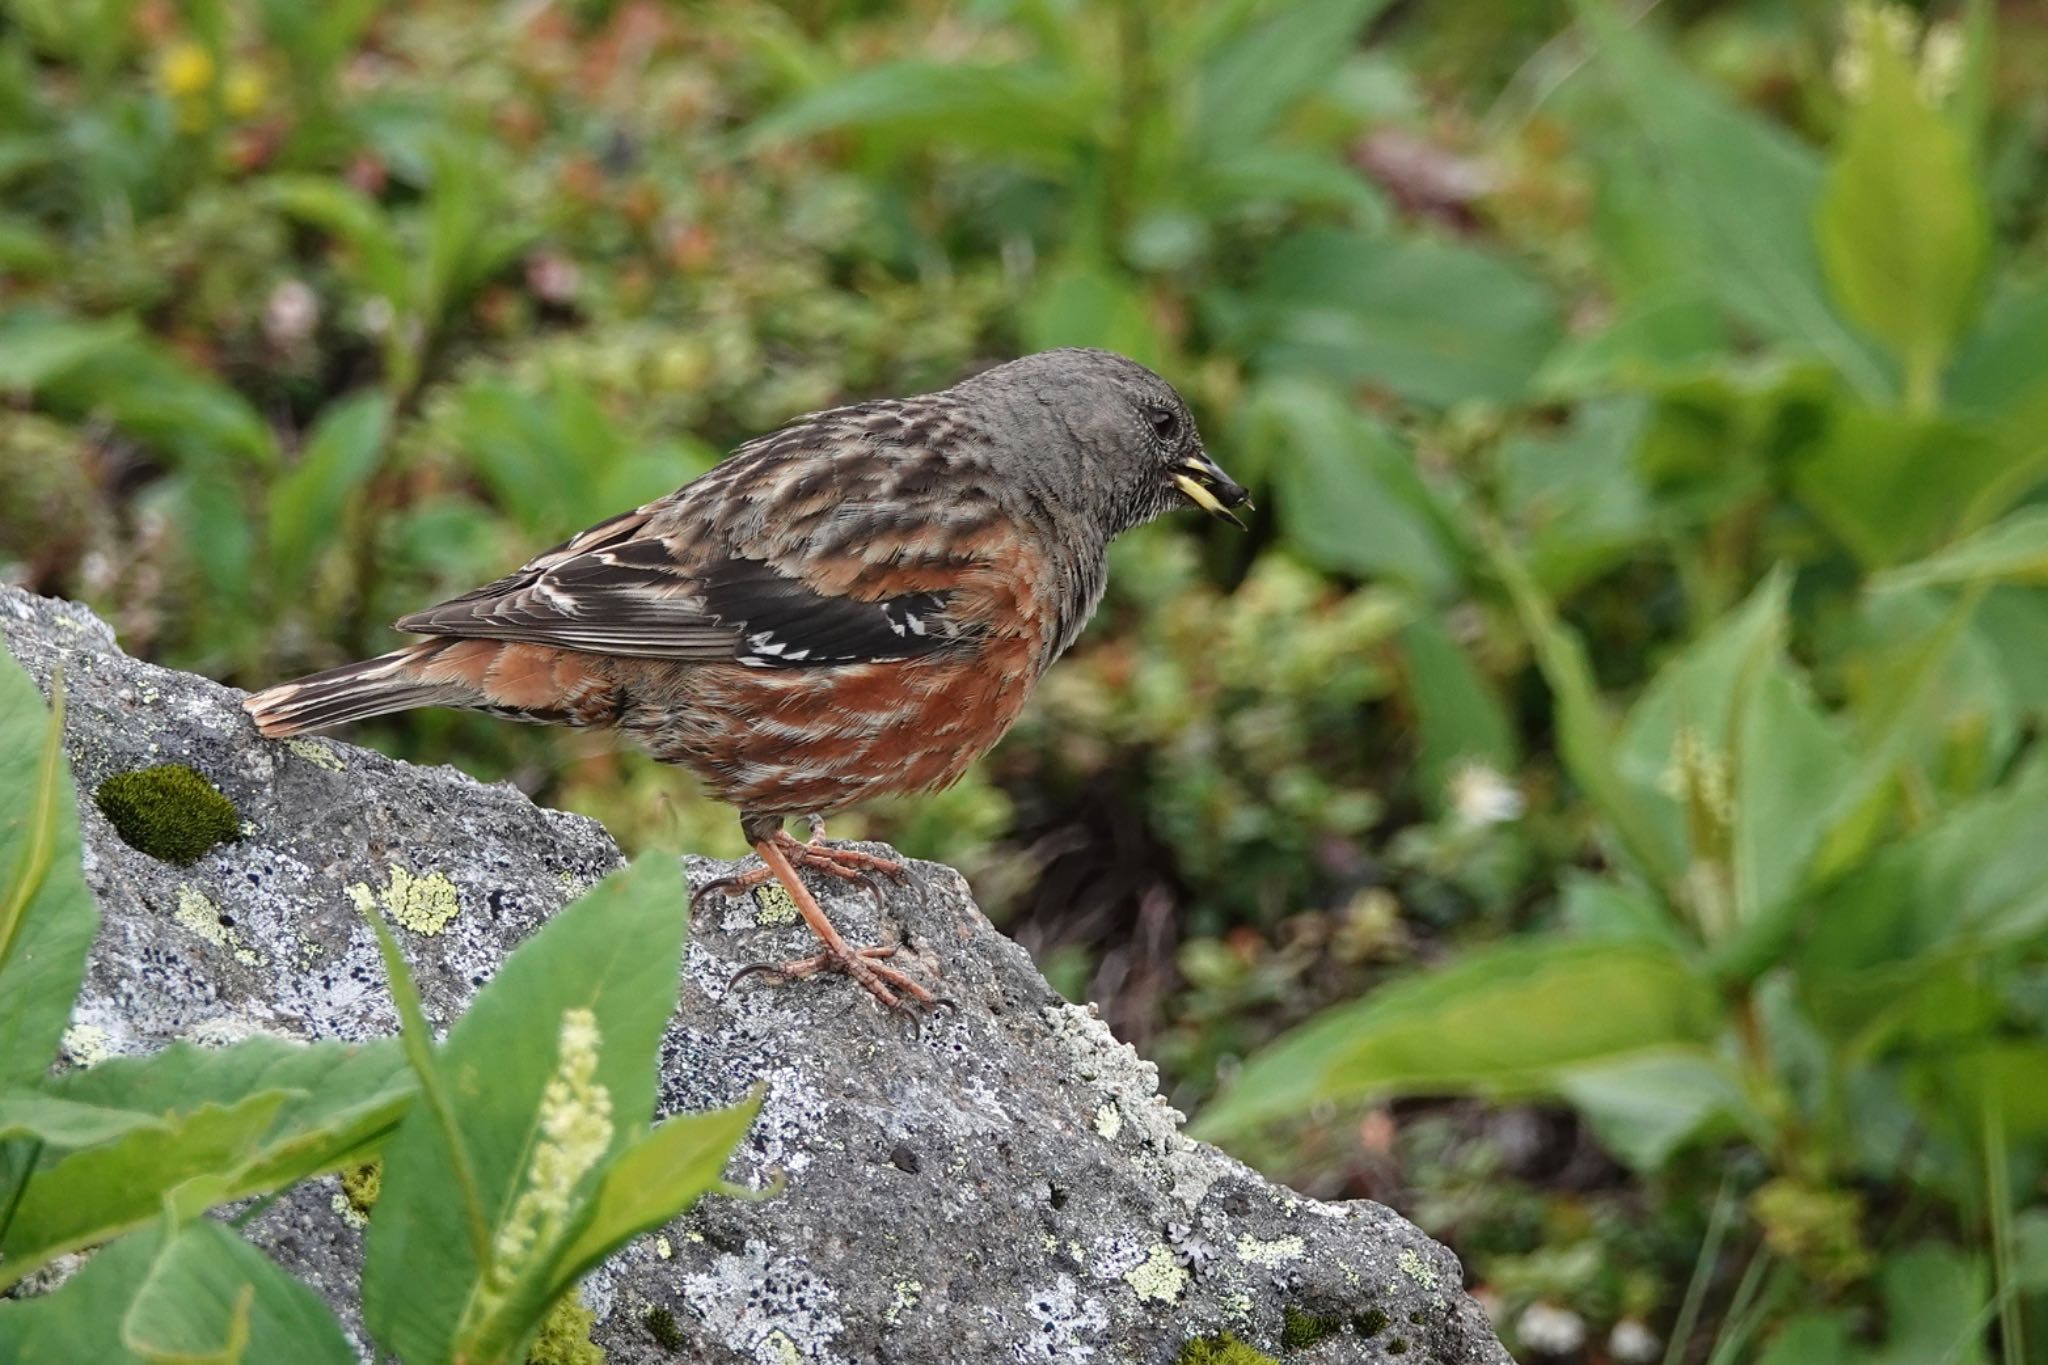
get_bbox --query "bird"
[244,348,1249,1010]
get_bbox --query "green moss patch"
[526,1291,604,1365]
[1355,1307,1391,1337]
[1281,1306,1345,1349]
[339,1161,382,1216]
[643,1305,685,1352]
[1177,1332,1279,1365]
[94,763,239,865]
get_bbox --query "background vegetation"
[4,0,2048,1359]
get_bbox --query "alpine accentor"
[245,348,1249,1008]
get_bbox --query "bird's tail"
[243,641,474,737]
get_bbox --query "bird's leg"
[689,823,908,912]
[728,835,938,1011]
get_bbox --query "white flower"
[479,1008,614,1305]
[1449,762,1525,828]
[1517,1301,1587,1356]
[1610,1318,1661,1363]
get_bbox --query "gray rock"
[2,585,1510,1365]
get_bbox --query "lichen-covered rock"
[1,586,1510,1365]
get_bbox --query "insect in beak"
[1172,455,1252,530]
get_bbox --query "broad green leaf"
[0,656,96,1093]
[269,176,409,304]
[1873,507,2048,593]
[122,1219,354,1365]
[1755,1314,1852,1365]
[1494,395,1656,594]
[1950,277,2048,429]
[35,339,277,470]
[1022,261,1163,371]
[1255,377,1459,593]
[549,1093,761,1286]
[1731,664,1854,929]
[0,1090,296,1290]
[1193,0,1390,149]
[1193,937,1722,1139]
[746,62,1092,164]
[1866,1244,1988,1365]
[0,309,133,389]
[0,1093,158,1149]
[1557,1048,1753,1170]
[1191,148,1387,224]
[1242,229,1560,406]
[47,1035,414,1194]
[363,856,691,1365]
[1481,523,1680,895]
[0,1222,352,1365]
[1569,0,1889,397]
[1815,21,1988,397]
[266,390,392,595]
[1398,614,1517,803]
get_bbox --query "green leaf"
[1193,937,1722,1139]
[1557,1048,1753,1170]
[266,390,392,595]
[1022,260,1163,371]
[47,1035,414,1193]
[1254,377,1459,593]
[35,339,277,470]
[1193,0,1391,149]
[0,1222,352,1364]
[746,61,1092,164]
[1815,21,1989,399]
[0,1093,159,1149]
[1950,277,2048,429]
[1494,395,1657,594]
[1873,507,2048,593]
[1755,1314,1852,1365]
[121,1220,355,1365]
[0,1091,297,1290]
[363,856,693,1365]
[1398,614,1517,804]
[549,1092,762,1285]
[1242,229,1560,406]
[1569,0,1889,397]
[1479,523,1680,895]
[0,309,134,390]
[0,658,96,1093]
[270,176,409,304]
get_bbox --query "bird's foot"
[728,941,950,1014]
[689,829,907,912]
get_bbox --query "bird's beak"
[1172,453,1252,530]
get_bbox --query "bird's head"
[958,348,1251,538]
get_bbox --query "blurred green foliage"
[5,0,2048,1359]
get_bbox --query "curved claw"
[726,960,792,990]
[692,875,746,914]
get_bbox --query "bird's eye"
[1147,406,1181,442]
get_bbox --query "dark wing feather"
[391,406,995,666]
[394,508,743,659]
[699,557,967,668]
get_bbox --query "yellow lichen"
[174,885,262,965]
[61,1023,114,1067]
[655,1235,673,1260]
[354,864,461,934]
[286,738,346,771]
[1094,1102,1123,1140]
[1397,1247,1439,1288]
[1235,1234,1304,1267]
[761,1329,800,1365]
[751,882,799,926]
[1124,1244,1188,1304]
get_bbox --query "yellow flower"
[158,41,215,99]
[224,65,267,118]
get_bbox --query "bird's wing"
[393,403,1003,666]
